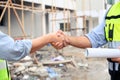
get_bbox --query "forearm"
[68,36,92,48]
[30,34,53,53]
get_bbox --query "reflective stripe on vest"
[0,60,11,80]
[105,2,120,41]
[108,61,119,71]
[105,2,120,71]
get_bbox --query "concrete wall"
[2,0,120,38]
[0,8,43,38]
[76,0,105,11]
[0,0,77,38]
[49,12,68,32]
[24,0,76,10]
[75,0,106,34]
[10,10,43,38]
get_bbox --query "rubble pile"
[7,46,110,80]
[8,46,87,80]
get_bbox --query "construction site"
[0,0,117,80]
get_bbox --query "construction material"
[85,48,120,58]
[42,60,72,65]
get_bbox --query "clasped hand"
[51,30,69,49]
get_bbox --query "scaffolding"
[50,0,85,36]
[0,0,43,39]
[0,0,85,39]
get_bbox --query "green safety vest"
[0,60,11,80]
[105,2,120,41]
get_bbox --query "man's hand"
[51,30,70,49]
[111,47,120,63]
[111,58,120,63]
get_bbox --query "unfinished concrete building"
[0,0,119,39]
[1,0,120,80]
[0,0,77,39]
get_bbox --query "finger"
[51,42,58,48]
[111,58,120,62]
[65,36,70,44]
[57,30,64,35]
[63,41,67,47]
[56,32,61,37]
[56,32,64,38]
[55,42,63,47]
[54,42,64,49]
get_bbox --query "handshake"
[50,30,70,49]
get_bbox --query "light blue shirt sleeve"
[0,31,32,61]
[85,17,107,48]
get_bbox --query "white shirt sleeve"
[85,17,107,48]
[0,31,32,61]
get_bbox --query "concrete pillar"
[41,1,46,35]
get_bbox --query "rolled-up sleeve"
[0,31,32,61]
[85,18,107,48]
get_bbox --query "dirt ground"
[9,45,110,80]
[44,45,110,80]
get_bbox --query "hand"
[111,46,120,63]
[111,58,120,63]
[51,30,70,49]
[30,31,65,53]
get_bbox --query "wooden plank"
[42,60,72,65]
[9,0,26,38]
[0,0,9,22]
[8,3,11,36]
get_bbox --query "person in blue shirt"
[52,2,120,80]
[0,31,65,80]
[0,31,64,61]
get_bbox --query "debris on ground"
[8,46,110,80]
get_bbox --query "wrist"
[46,33,54,43]
[66,36,70,45]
